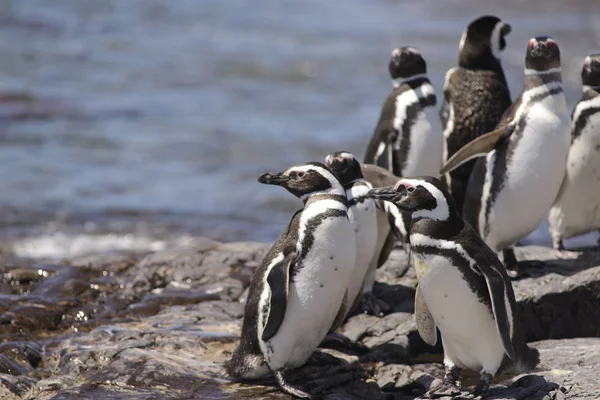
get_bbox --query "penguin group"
[225,15,600,399]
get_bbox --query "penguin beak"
[501,23,511,36]
[367,187,403,203]
[258,172,290,186]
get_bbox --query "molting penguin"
[364,47,442,178]
[325,151,378,317]
[549,54,600,250]
[441,15,512,213]
[225,162,356,399]
[443,36,570,275]
[368,177,539,397]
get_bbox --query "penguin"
[364,46,442,178]
[549,54,600,250]
[367,176,539,397]
[225,162,356,399]
[325,151,378,317]
[441,15,512,213]
[442,36,570,275]
[359,163,409,315]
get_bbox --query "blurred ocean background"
[1,0,599,259]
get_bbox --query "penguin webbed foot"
[319,332,369,355]
[553,236,565,251]
[472,372,493,398]
[281,357,362,398]
[275,369,313,399]
[356,292,391,316]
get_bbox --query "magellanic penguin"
[225,162,356,399]
[443,37,570,275]
[549,54,600,250]
[364,47,442,178]
[325,151,378,317]
[368,177,539,397]
[441,15,512,213]
[359,163,409,315]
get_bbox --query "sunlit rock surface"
[1,239,598,399]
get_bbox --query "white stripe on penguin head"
[398,178,450,221]
[490,22,506,60]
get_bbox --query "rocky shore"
[1,238,599,399]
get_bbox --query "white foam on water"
[11,233,195,260]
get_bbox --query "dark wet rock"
[0,342,42,371]
[1,241,599,399]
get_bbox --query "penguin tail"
[502,343,540,374]
[518,344,540,373]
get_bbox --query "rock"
[513,247,600,342]
[531,338,600,399]
[1,241,599,399]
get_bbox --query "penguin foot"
[553,236,565,251]
[311,369,357,395]
[306,350,345,366]
[319,332,369,355]
[275,369,312,399]
[284,361,361,397]
[357,292,390,316]
[472,372,492,397]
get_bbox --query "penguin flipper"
[415,284,437,346]
[261,253,294,341]
[440,125,511,174]
[481,270,516,360]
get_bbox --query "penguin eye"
[407,186,416,193]
[297,171,306,178]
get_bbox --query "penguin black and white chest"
[444,37,570,271]
[325,152,378,316]
[549,54,600,250]
[364,47,442,178]
[225,162,355,399]
[367,177,539,397]
[441,15,512,213]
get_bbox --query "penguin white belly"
[403,106,444,177]
[550,113,600,239]
[346,186,378,310]
[413,253,505,374]
[484,104,570,250]
[263,217,355,370]
[362,205,392,294]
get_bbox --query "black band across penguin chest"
[411,243,491,310]
[292,194,348,279]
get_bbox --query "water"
[1,0,600,258]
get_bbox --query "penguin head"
[582,54,600,88]
[458,15,511,69]
[368,176,457,221]
[258,162,344,199]
[525,37,560,72]
[389,47,427,80]
[325,151,363,186]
